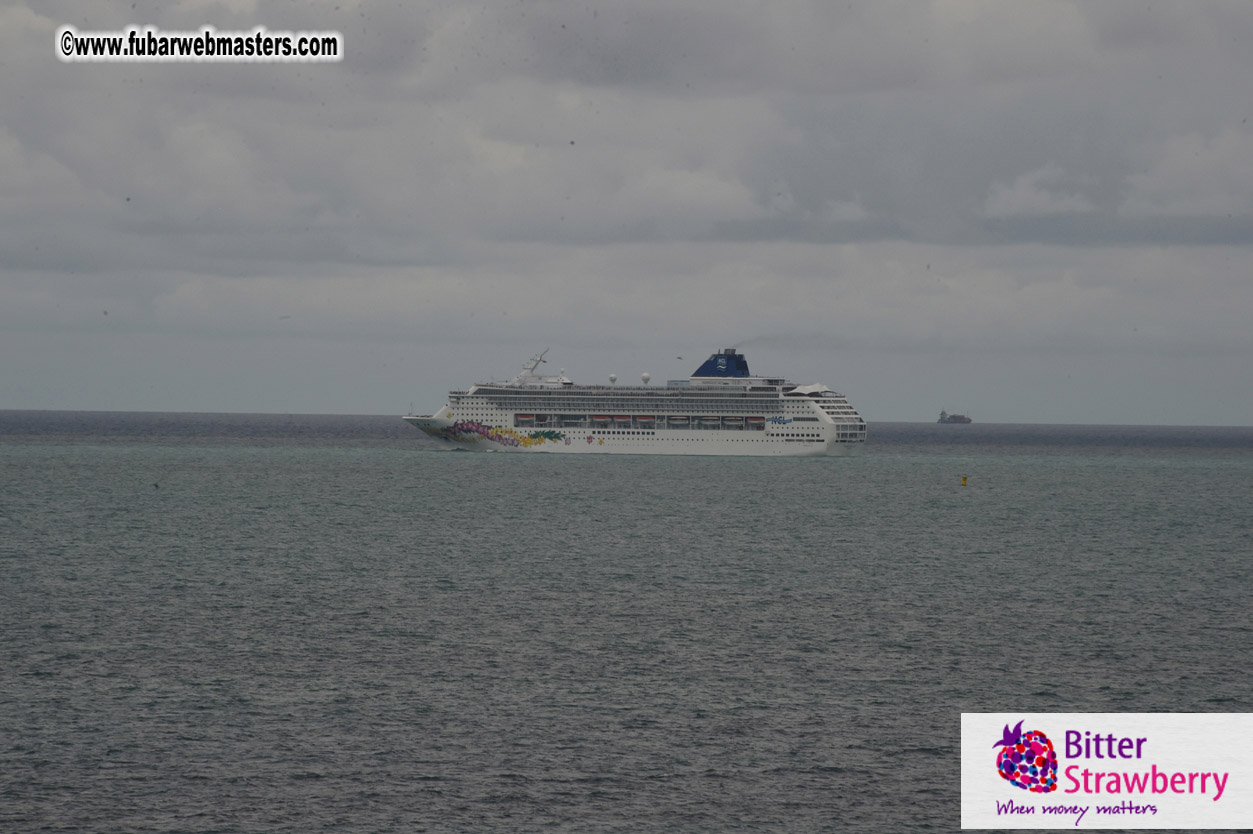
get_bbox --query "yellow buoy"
[961,476,967,486]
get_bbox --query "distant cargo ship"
[937,410,972,424]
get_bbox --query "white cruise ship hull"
[403,415,863,457]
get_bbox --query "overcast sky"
[2,1,1251,424]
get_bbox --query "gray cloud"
[1,0,1251,423]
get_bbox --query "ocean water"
[2,412,1251,832]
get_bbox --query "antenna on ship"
[609,373,617,385]
[641,372,651,385]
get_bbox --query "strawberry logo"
[994,720,1058,793]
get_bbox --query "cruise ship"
[403,349,867,456]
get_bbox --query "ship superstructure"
[404,348,867,456]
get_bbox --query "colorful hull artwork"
[421,420,570,448]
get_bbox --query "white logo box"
[961,713,1253,829]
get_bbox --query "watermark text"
[57,26,343,62]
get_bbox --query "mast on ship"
[512,349,549,384]
[506,349,572,388]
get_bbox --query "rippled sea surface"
[2,413,1251,832]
